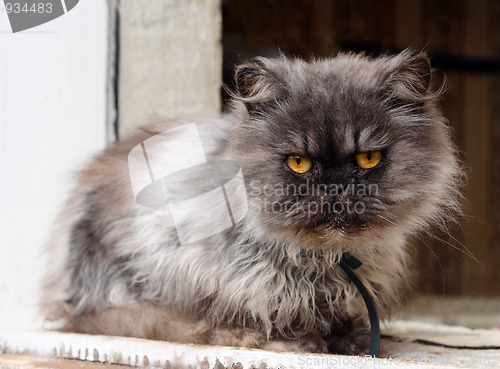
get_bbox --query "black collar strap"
[339,253,380,357]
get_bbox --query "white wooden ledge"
[1,321,499,369]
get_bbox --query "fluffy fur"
[41,50,462,354]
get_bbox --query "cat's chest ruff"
[264,252,346,302]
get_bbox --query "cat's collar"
[338,252,380,357]
[298,249,380,357]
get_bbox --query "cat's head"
[226,50,462,252]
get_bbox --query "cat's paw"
[210,327,265,348]
[324,327,371,355]
[261,334,328,353]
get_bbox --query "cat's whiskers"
[423,231,482,268]
[414,233,447,295]
[376,213,446,293]
[376,214,399,227]
[379,213,481,266]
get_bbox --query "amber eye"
[286,155,313,173]
[355,151,382,169]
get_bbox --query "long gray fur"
[41,50,463,354]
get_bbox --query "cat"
[41,49,462,355]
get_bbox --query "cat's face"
[227,51,461,250]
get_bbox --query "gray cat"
[41,50,462,354]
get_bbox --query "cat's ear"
[383,51,433,103]
[232,58,286,115]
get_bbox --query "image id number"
[5,2,53,14]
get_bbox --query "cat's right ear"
[382,51,440,106]
[232,59,286,116]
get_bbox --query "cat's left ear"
[383,51,432,103]
[232,58,287,116]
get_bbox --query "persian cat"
[41,50,462,354]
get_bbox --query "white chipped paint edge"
[0,328,477,369]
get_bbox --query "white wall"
[0,2,109,329]
[118,0,222,136]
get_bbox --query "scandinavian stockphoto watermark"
[3,0,79,33]
[247,180,379,216]
[127,122,248,245]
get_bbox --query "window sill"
[0,320,499,368]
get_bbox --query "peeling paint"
[0,323,500,369]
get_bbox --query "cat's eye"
[355,151,382,169]
[286,155,313,173]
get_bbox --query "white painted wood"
[118,0,222,137]
[1,322,499,369]
[0,1,108,330]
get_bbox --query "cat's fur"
[41,50,462,354]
